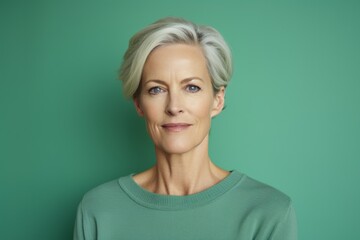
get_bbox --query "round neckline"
[118,170,243,210]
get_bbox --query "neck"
[133,137,229,196]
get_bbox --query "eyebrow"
[144,77,203,85]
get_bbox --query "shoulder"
[241,174,291,202]
[230,172,298,239]
[79,175,131,214]
[233,172,294,220]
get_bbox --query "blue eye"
[186,85,201,93]
[148,86,164,95]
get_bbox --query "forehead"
[142,44,210,81]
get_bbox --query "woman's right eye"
[148,86,164,95]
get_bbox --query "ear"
[133,97,144,117]
[211,87,225,118]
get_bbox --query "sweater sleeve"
[73,200,95,240]
[270,201,298,240]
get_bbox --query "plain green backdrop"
[1,0,359,239]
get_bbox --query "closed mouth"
[161,123,192,132]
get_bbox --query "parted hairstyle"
[119,17,233,98]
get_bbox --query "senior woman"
[74,17,297,240]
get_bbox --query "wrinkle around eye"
[185,85,201,93]
[148,86,166,95]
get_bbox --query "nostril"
[165,107,183,116]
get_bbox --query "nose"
[165,91,184,116]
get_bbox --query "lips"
[161,123,192,132]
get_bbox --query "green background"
[1,0,359,239]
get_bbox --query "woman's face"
[134,44,224,155]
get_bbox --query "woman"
[74,17,297,240]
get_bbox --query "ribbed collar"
[118,170,243,210]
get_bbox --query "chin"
[152,133,209,155]
[157,137,206,155]
[161,144,194,155]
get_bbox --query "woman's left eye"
[186,85,201,93]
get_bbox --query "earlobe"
[133,97,144,116]
[211,87,225,117]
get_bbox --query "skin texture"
[133,44,229,196]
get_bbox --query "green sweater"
[74,170,297,240]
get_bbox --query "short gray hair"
[119,17,232,98]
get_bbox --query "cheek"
[190,97,214,118]
[142,113,161,144]
[140,98,163,121]
[141,103,163,135]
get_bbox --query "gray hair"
[119,17,232,98]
